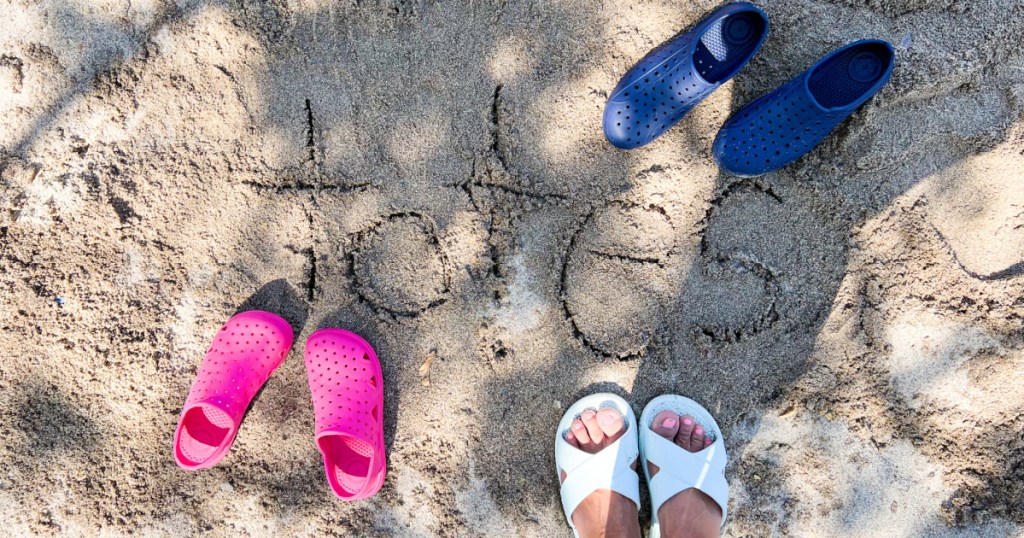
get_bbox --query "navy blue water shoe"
[603,2,768,150]
[713,39,895,176]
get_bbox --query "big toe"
[596,407,626,440]
[650,410,680,440]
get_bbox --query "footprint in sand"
[349,213,451,317]
[561,201,676,358]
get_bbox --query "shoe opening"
[176,405,232,467]
[693,10,767,84]
[320,433,373,497]
[808,41,894,109]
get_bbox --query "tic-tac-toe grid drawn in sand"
[2,0,1024,535]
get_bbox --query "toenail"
[572,422,584,431]
[663,417,677,428]
[682,418,693,426]
[599,413,617,426]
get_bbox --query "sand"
[1,0,1023,535]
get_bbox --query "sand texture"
[2,0,1024,536]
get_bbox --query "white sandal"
[554,393,641,537]
[639,395,729,538]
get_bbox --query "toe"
[650,410,680,440]
[596,407,625,441]
[565,429,580,448]
[703,436,713,448]
[571,418,592,448]
[580,409,605,445]
[690,425,705,452]
[676,416,696,450]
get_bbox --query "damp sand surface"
[2,0,1024,536]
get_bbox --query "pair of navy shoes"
[602,2,895,177]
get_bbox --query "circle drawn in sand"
[561,201,676,358]
[350,213,451,317]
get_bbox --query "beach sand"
[1,0,1023,535]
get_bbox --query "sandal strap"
[645,432,728,516]
[558,433,641,525]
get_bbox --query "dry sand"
[2,0,1023,536]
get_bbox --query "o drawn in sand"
[560,200,676,359]
[348,212,451,317]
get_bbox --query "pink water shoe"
[173,310,294,470]
[304,328,386,500]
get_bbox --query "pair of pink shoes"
[172,310,386,500]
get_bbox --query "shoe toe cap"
[713,127,766,177]
[602,100,648,149]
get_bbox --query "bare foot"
[648,411,723,538]
[560,407,641,538]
